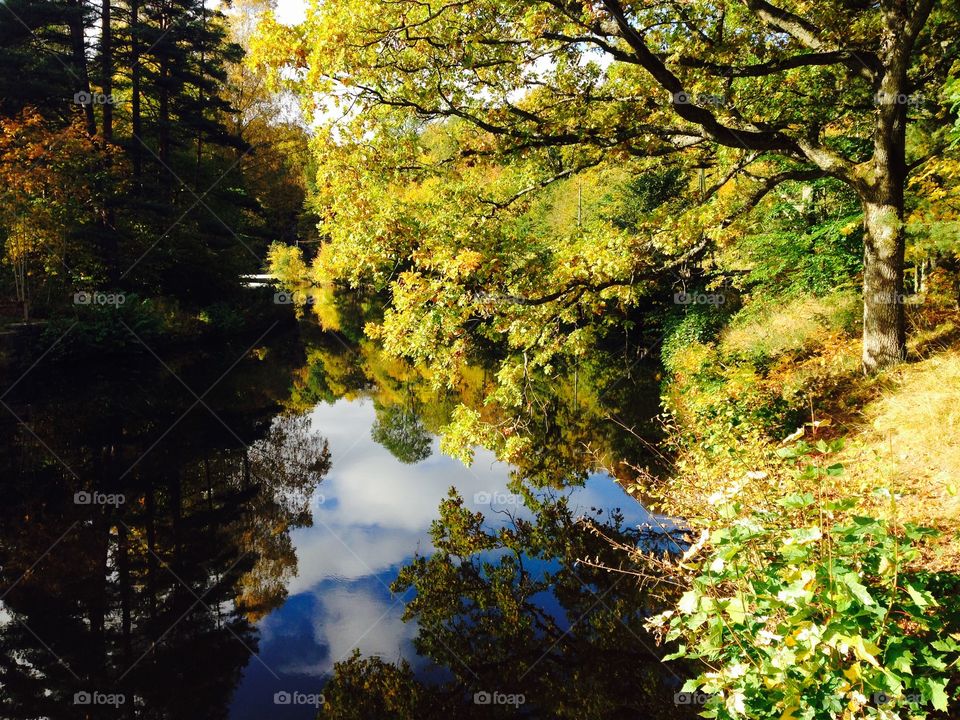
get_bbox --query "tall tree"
[65,0,96,135]
[271,0,960,371]
[0,0,90,119]
[100,0,113,141]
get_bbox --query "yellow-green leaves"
[649,490,958,720]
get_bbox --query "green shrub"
[648,448,959,720]
[662,304,732,374]
[39,293,165,358]
[198,302,245,333]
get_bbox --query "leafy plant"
[39,294,165,359]
[648,451,960,719]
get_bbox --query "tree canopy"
[258,0,960,372]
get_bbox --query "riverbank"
[0,287,296,374]
[646,284,960,571]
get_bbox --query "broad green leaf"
[841,572,874,606]
[904,583,938,608]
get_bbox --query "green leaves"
[904,583,937,610]
[920,677,950,712]
[839,571,875,608]
[778,493,815,509]
[649,495,959,720]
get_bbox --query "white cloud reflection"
[245,398,652,694]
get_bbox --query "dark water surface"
[0,324,688,719]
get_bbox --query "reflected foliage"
[370,401,433,465]
[0,331,328,718]
[282,295,666,492]
[321,489,691,719]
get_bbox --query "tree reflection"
[320,490,692,719]
[370,400,433,464]
[288,316,664,492]
[0,301,681,718]
[0,338,329,718]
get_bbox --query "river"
[0,317,690,719]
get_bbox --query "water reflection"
[0,334,328,719]
[234,397,685,719]
[0,322,686,719]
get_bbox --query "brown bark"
[131,0,142,183]
[861,195,906,372]
[101,0,112,141]
[854,0,926,372]
[101,0,119,279]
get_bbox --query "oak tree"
[269,0,960,371]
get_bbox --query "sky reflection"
[230,398,655,719]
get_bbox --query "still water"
[0,323,688,719]
[230,398,662,719]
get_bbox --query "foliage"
[370,401,433,464]
[647,449,960,720]
[0,0,311,338]
[267,242,309,286]
[0,109,118,317]
[319,487,690,719]
[321,651,434,719]
[738,185,864,297]
[198,302,246,334]
[661,305,731,375]
[0,341,328,715]
[257,0,960,372]
[38,294,165,358]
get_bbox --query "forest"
[0,0,309,348]
[2,0,960,718]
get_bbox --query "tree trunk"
[860,25,910,374]
[130,0,142,183]
[159,53,171,200]
[195,0,205,189]
[117,521,132,662]
[67,0,96,136]
[101,0,112,141]
[100,0,119,281]
[158,0,171,197]
[861,187,907,373]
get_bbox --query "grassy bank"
[648,280,960,571]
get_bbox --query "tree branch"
[478,159,601,214]
[744,0,825,49]
[479,238,711,307]
[720,167,826,227]
[599,0,800,154]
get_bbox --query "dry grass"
[658,293,960,570]
[720,290,860,361]
[840,348,960,570]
